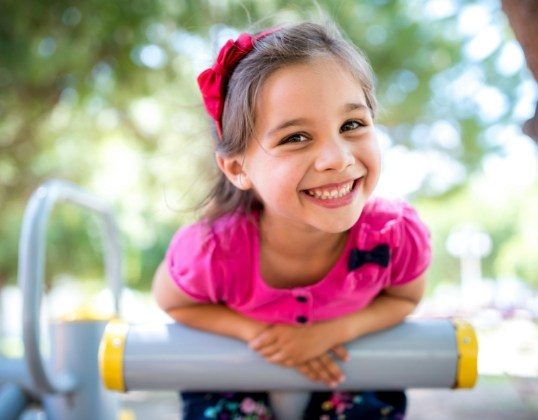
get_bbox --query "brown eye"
[280,133,308,144]
[340,120,364,133]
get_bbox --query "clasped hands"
[248,323,349,388]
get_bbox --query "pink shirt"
[166,197,431,325]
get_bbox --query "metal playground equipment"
[1,180,122,419]
[0,180,478,419]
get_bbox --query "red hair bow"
[197,29,277,140]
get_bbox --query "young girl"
[152,21,431,420]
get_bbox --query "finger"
[319,353,345,384]
[331,344,350,362]
[298,362,320,383]
[279,358,296,367]
[308,357,335,386]
[266,356,293,367]
[267,351,290,364]
[249,332,277,350]
[315,355,344,388]
[297,364,315,382]
[256,344,281,358]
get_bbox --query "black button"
[296,296,308,303]
[296,316,308,324]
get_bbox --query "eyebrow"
[267,118,309,137]
[267,102,369,137]
[344,102,369,112]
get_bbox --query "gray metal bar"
[0,357,40,399]
[43,321,118,420]
[18,179,123,394]
[119,319,458,391]
[20,407,47,420]
[0,384,31,420]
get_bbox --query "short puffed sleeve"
[165,223,224,303]
[389,202,432,286]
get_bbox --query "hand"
[249,323,342,366]
[296,345,349,388]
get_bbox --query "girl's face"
[234,56,380,233]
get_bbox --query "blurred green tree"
[0,0,535,290]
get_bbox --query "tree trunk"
[502,0,538,143]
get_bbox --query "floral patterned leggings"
[180,390,406,419]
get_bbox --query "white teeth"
[305,181,354,200]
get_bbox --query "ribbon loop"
[197,29,278,139]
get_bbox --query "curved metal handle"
[17,179,123,394]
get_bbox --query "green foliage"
[417,176,538,290]
[45,207,105,288]
[0,0,535,291]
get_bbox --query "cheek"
[355,141,381,191]
[370,147,382,174]
[361,141,381,170]
[368,150,382,191]
[249,157,304,201]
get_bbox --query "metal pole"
[15,179,123,420]
[43,321,118,420]
[0,384,32,420]
[18,179,122,394]
[100,318,478,392]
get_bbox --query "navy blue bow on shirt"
[348,244,390,271]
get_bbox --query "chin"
[317,213,360,233]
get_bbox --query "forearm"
[322,292,419,345]
[166,303,268,342]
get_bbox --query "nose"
[314,135,355,172]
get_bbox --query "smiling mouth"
[302,179,359,200]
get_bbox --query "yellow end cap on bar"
[452,319,478,388]
[98,318,129,392]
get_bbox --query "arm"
[154,259,348,387]
[320,273,426,345]
[312,201,431,349]
[250,274,426,364]
[152,260,267,342]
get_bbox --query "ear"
[215,153,253,191]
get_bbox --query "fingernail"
[340,375,346,382]
[329,382,337,388]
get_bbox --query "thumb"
[331,344,350,362]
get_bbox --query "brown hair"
[200,21,377,221]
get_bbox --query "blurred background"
[1,0,537,418]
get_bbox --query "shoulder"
[360,197,415,228]
[168,211,256,258]
[210,211,258,251]
[165,211,256,302]
[358,197,429,244]
[358,197,432,285]
[174,212,255,246]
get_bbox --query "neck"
[258,211,348,260]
